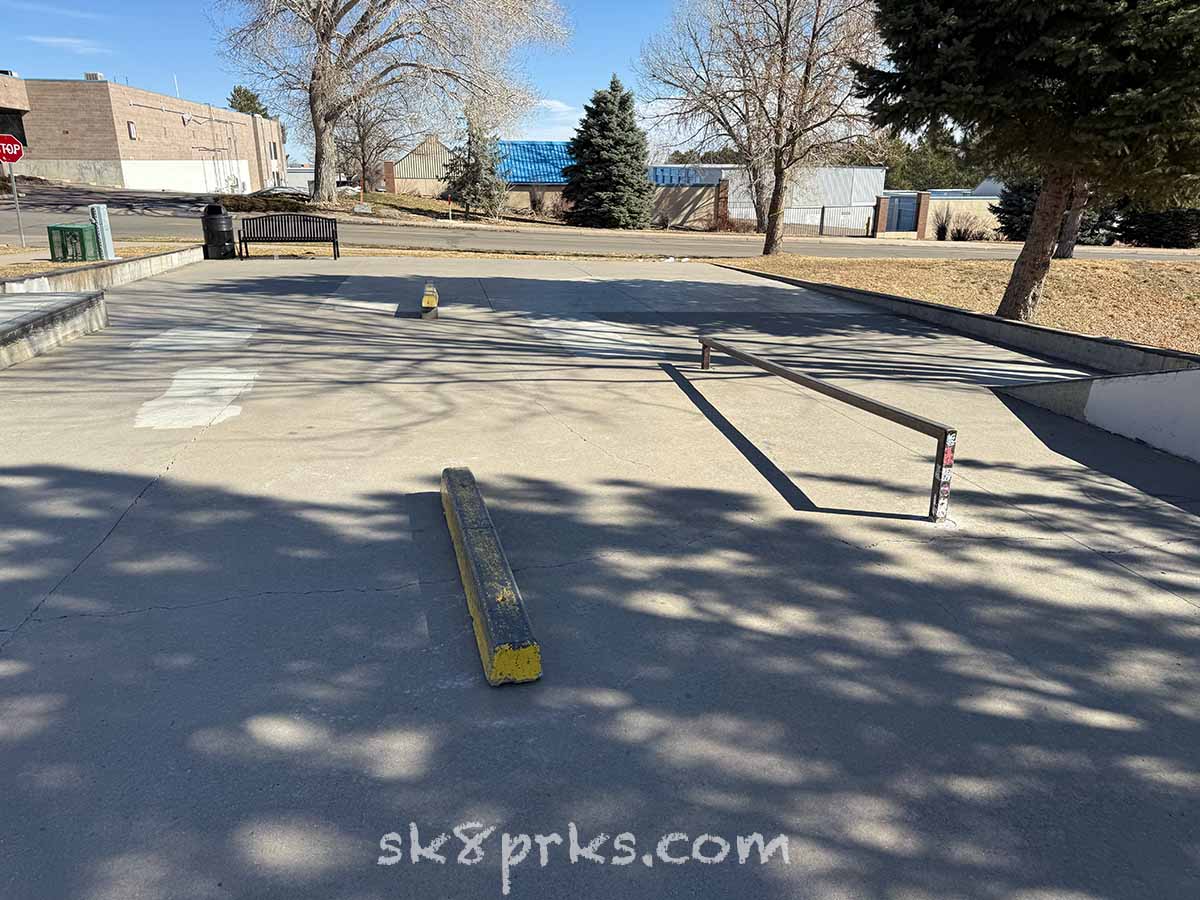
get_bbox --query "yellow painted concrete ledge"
[440,467,542,686]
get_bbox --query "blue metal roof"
[497,141,572,184]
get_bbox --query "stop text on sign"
[0,135,25,163]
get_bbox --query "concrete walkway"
[1,258,1197,899]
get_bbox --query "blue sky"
[0,0,674,158]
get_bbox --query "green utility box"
[47,223,101,262]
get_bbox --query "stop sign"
[0,135,24,163]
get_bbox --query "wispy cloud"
[25,35,110,55]
[3,1,105,20]
[513,99,580,141]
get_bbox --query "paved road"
[4,182,1199,260]
[2,257,1198,899]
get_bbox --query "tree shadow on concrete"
[1,463,1198,899]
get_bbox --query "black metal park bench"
[237,213,340,259]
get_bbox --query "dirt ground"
[718,255,1200,354]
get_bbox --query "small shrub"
[216,194,310,213]
[546,194,569,220]
[949,211,991,241]
[932,204,953,240]
[713,211,756,233]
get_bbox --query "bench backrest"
[241,214,338,241]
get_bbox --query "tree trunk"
[749,161,769,232]
[309,70,338,202]
[761,164,789,255]
[995,171,1075,321]
[1053,177,1089,259]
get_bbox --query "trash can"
[201,202,235,259]
[47,223,102,262]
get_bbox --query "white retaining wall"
[1076,369,1200,463]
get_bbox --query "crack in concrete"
[512,553,611,574]
[29,583,426,625]
[476,278,496,312]
[530,396,656,472]
[1,380,266,655]
[840,532,1066,551]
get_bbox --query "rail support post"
[929,430,956,523]
[699,335,959,523]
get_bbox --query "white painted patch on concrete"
[526,315,666,358]
[136,367,259,429]
[320,288,398,315]
[1082,368,1200,464]
[130,326,260,352]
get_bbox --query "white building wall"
[119,159,253,194]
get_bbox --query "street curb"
[440,467,542,686]
[717,265,1200,375]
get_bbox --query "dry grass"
[360,192,459,218]
[0,244,46,256]
[0,243,195,280]
[717,255,1200,354]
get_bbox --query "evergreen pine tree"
[444,123,508,219]
[1117,207,1200,249]
[227,85,270,117]
[227,85,285,145]
[993,179,1121,246]
[857,1,1200,320]
[991,179,1042,242]
[564,75,654,229]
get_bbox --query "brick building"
[0,71,285,193]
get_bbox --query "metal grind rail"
[699,336,957,522]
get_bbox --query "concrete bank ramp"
[998,367,1200,463]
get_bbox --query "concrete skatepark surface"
[1,258,1198,899]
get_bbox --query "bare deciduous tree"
[221,0,565,201]
[641,0,879,253]
[334,91,418,196]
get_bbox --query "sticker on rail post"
[931,431,956,522]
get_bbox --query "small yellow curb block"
[441,467,542,686]
[420,282,439,319]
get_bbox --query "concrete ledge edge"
[0,245,204,294]
[715,264,1200,375]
